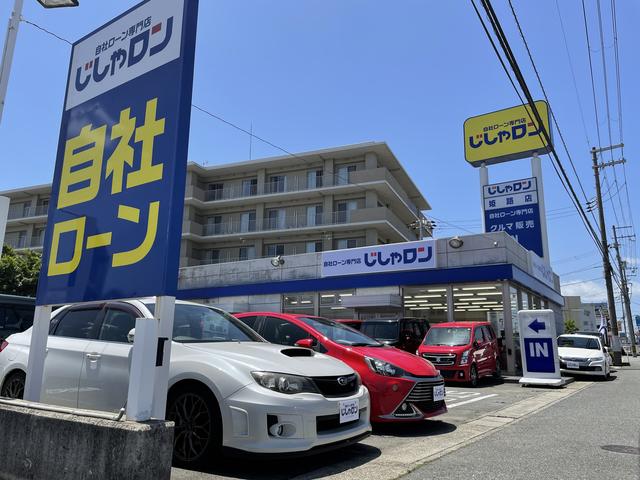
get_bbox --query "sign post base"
[519,376,573,388]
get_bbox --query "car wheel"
[469,365,478,387]
[166,384,222,468]
[1,371,25,399]
[492,359,502,379]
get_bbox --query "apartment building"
[1,142,431,266]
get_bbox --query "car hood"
[181,342,354,377]
[558,347,603,359]
[353,345,438,376]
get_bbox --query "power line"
[472,0,624,292]
[20,18,72,45]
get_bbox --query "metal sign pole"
[23,305,52,401]
[531,153,550,261]
[479,162,488,231]
[152,295,176,419]
[0,196,8,257]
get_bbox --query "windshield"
[299,316,382,347]
[423,327,471,346]
[558,336,601,350]
[360,322,399,341]
[145,303,263,343]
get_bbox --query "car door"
[471,326,488,374]
[481,326,497,372]
[78,304,138,412]
[42,305,104,407]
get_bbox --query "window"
[482,325,495,340]
[474,327,485,344]
[206,215,222,235]
[306,241,323,253]
[283,293,315,315]
[265,244,284,257]
[336,165,357,185]
[335,200,358,223]
[54,308,101,339]
[335,238,359,249]
[261,317,310,346]
[266,209,285,230]
[206,249,220,264]
[99,308,136,343]
[239,246,256,261]
[238,315,260,329]
[207,183,224,201]
[423,327,472,346]
[2,306,33,337]
[268,175,286,193]
[242,178,257,196]
[307,170,323,189]
[306,205,323,226]
[240,212,256,232]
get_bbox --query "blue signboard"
[523,337,555,373]
[36,0,198,305]
[483,177,543,257]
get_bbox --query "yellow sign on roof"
[464,101,552,166]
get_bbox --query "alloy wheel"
[167,392,213,464]
[1,372,25,399]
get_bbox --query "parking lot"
[172,377,594,480]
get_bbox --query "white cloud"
[561,279,607,303]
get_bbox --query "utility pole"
[612,225,637,357]
[591,145,625,365]
[0,0,24,124]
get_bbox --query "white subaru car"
[0,299,370,467]
[557,333,612,379]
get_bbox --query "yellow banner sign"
[464,101,552,166]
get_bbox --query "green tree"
[0,246,42,297]
[564,318,579,334]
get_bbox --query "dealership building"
[1,142,563,374]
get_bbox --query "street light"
[36,0,78,7]
[0,0,79,123]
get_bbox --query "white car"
[557,333,612,379]
[0,299,371,467]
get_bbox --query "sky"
[0,1,638,320]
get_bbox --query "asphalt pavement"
[172,375,594,480]
[404,358,640,480]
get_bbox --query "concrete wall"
[0,402,173,480]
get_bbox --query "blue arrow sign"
[528,319,546,333]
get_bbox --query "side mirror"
[603,346,609,353]
[473,340,480,349]
[295,338,317,349]
[127,328,135,344]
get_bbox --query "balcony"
[7,204,49,221]
[4,236,26,249]
[183,207,417,242]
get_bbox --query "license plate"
[566,361,580,369]
[433,384,446,402]
[339,399,359,424]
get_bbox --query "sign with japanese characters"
[321,240,436,278]
[483,177,543,257]
[36,0,198,305]
[464,101,552,166]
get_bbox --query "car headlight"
[459,350,471,366]
[587,357,603,363]
[365,357,405,377]
[251,371,319,394]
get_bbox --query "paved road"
[404,361,640,480]
[172,376,586,480]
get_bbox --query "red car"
[417,321,501,386]
[235,312,446,423]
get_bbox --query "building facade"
[1,142,431,266]
[562,296,598,332]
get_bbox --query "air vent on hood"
[281,348,314,357]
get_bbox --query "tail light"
[0,340,8,353]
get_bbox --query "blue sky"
[0,1,637,318]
